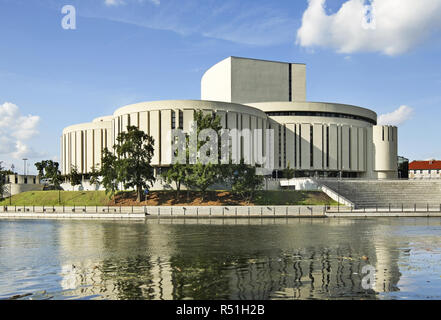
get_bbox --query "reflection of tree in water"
[169,255,233,300]
[56,219,402,300]
[100,255,155,300]
[223,248,380,300]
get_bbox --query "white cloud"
[104,0,125,6]
[0,102,41,159]
[378,105,414,126]
[104,0,160,7]
[296,0,441,55]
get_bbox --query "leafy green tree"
[35,160,47,178]
[185,162,218,201]
[68,165,82,189]
[283,161,295,179]
[161,162,187,199]
[35,160,62,188]
[46,161,62,189]
[89,164,101,190]
[0,161,7,200]
[34,160,62,203]
[101,148,119,203]
[183,111,224,197]
[114,126,155,202]
[230,160,264,203]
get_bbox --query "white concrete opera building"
[61,56,398,179]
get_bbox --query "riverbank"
[2,205,441,219]
[0,190,337,207]
[0,205,330,219]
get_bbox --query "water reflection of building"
[56,219,402,300]
[57,221,175,300]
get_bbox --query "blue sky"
[0,0,440,174]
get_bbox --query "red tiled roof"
[409,160,441,170]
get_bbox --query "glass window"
[171,111,176,129]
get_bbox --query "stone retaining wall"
[0,205,331,219]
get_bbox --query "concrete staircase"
[317,179,441,209]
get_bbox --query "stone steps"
[318,180,441,208]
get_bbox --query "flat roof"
[229,56,306,65]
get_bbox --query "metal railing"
[327,203,441,213]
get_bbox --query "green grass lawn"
[0,191,111,206]
[0,190,338,206]
[254,190,338,206]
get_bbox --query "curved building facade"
[61,56,398,179]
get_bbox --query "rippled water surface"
[0,218,440,300]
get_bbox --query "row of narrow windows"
[64,124,367,172]
[278,125,363,170]
[63,129,107,173]
[382,126,395,142]
[413,170,440,174]
[4,177,37,184]
[266,111,377,125]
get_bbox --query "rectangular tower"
[201,57,306,104]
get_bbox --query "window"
[171,110,176,129]
[326,126,329,168]
[294,125,297,167]
[179,110,183,129]
[288,64,292,101]
[310,126,313,168]
[283,125,286,168]
[278,126,282,167]
[265,111,377,125]
[348,127,351,169]
[299,126,302,168]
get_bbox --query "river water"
[0,217,440,300]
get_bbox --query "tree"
[283,161,295,179]
[68,165,82,189]
[183,111,224,198]
[89,164,101,190]
[101,148,119,203]
[46,161,62,189]
[34,160,62,203]
[185,162,218,201]
[114,126,155,202]
[0,161,7,200]
[35,160,47,178]
[161,162,187,199]
[34,160,62,189]
[230,160,264,203]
